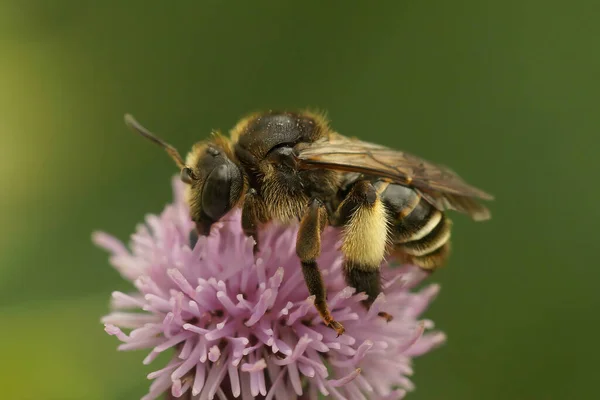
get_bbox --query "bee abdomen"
[406,241,451,270]
[380,183,452,270]
[401,211,451,255]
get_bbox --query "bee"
[125,110,493,336]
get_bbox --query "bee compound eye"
[201,164,232,220]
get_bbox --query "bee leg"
[189,229,199,248]
[338,180,392,322]
[241,188,264,253]
[297,198,345,336]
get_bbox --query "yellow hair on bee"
[341,198,389,269]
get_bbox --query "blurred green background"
[1,1,598,399]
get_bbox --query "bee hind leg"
[296,198,345,336]
[338,180,393,322]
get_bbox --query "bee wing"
[296,135,494,221]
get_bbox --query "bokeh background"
[1,1,598,399]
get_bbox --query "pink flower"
[94,178,445,400]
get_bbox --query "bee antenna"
[124,113,186,170]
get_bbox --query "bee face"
[123,114,244,235]
[185,143,244,234]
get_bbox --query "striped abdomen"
[379,182,452,270]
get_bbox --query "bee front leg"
[337,180,393,322]
[241,188,266,253]
[297,198,345,336]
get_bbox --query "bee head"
[185,143,244,234]
[124,114,243,235]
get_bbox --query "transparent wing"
[296,135,494,220]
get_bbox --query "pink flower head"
[94,178,445,400]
